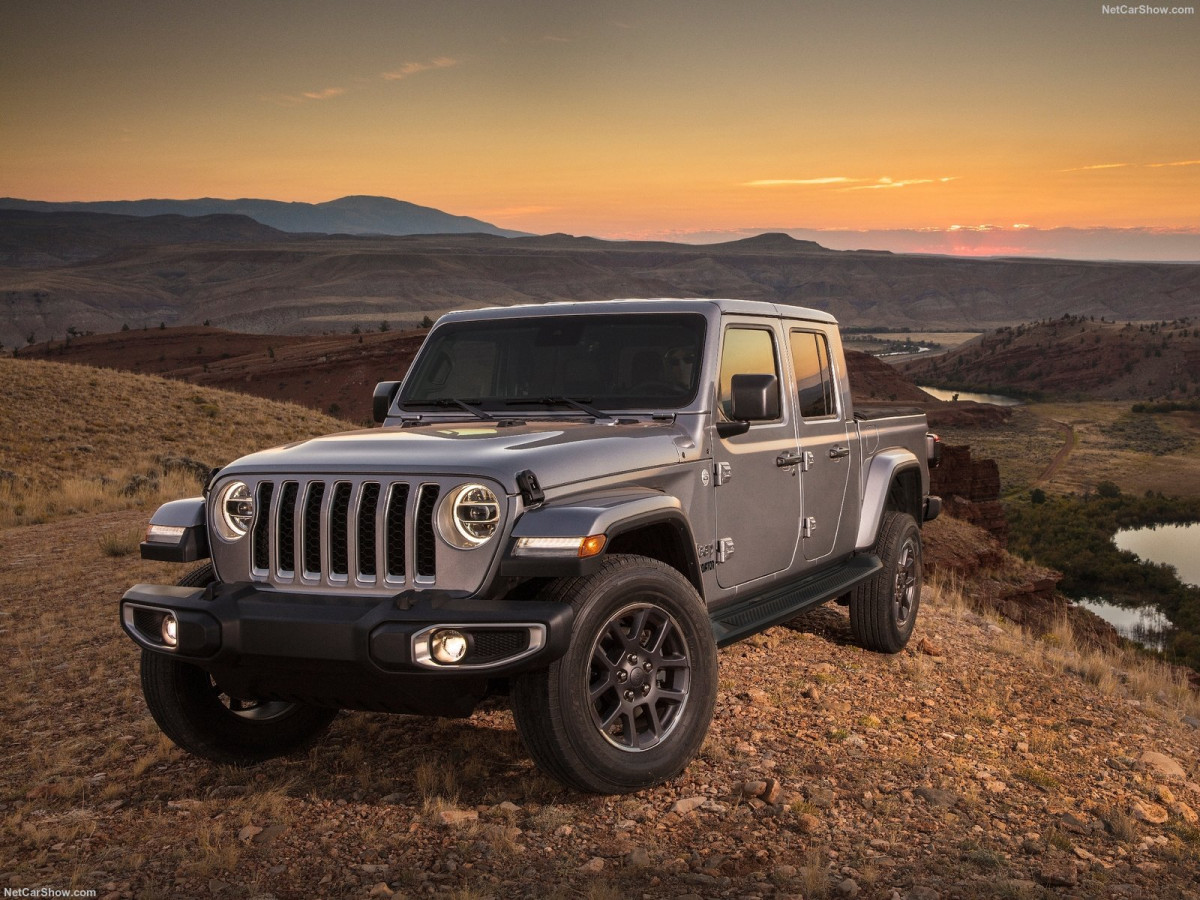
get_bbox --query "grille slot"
[329,482,353,577]
[302,482,326,576]
[277,482,299,573]
[357,482,380,578]
[415,485,440,579]
[252,481,274,572]
[385,484,410,579]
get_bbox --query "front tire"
[850,511,922,653]
[139,565,338,765]
[511,555,717,794]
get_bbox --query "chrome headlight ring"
[214,480,254,541]
[438,483,500,549]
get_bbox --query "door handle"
[776,452,803,468]
[829,445,850,460]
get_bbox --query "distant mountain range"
[0,195,527,239]
[2,208,1199,350]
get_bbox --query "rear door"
[788,327,853,561]
[712,319,802,588]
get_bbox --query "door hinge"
[715,462,733,485]
[802,516,817,538]
[716,537,735,563]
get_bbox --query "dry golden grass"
[930,581,1200,720]
[0,357,347,528]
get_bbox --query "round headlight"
[439,483,500,549]
[215,481,254,540]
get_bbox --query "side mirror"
[372,381,402,423]
[730,373,779,421]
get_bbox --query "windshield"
[398,313,707,412]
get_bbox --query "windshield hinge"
[516,469,545,508]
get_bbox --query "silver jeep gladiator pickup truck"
[121,298,940,793]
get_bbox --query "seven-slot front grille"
[248,479,442,588]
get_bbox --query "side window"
[790,330,837,419]
[718,327,780,419]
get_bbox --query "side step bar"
[709,554,882,647]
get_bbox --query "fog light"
[161,614,179,648]
[430,629,468,664]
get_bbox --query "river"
[917,386,1024,407]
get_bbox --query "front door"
[712,322,802,588]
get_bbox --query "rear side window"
[718,327,780,419]
[789,330,837,419]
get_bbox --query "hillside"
[17,325,427,423]
[0,195,526,239]
[0,210,289,267]
[16,324,966,426]
[0,357,346,527]
[4,222,1200,349]
[900,316,1200,402]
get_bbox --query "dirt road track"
[1036,419,1076,486]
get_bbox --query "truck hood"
[220,419,700,493]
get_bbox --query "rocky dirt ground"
[2,511,1199,900]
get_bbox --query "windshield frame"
[395,311,710,417]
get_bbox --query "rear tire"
[511,555,717,794]
[139,565,338,765]
[850,512,922,654]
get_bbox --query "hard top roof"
[438,297,838,325]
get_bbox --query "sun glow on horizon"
[0,1,1197,257]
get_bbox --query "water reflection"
[917,386,1024,407]
[1076,598,1174,652]
[1114,523,1200,587]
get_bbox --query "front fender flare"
[500,489,699,585]
[140,496,210,562]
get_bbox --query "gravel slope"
[2,511,1198,899]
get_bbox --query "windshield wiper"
[430,398,492,420]
[504,396,614,420]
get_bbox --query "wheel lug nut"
[617,671,628,683]
[641,684,650,696]
[643,661,653,672]
[627,654,638,665]
[623,690,634,702]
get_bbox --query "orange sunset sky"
[2,0,1198,258]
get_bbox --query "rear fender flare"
[855,449,920,551]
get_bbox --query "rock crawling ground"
[1,511,1198,900]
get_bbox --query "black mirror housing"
[372,381,402,423]
[730,373,780,422]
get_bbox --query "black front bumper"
[120,582,573,716]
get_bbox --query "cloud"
[382,57,459,81]
[301,87,345,101]
[1147,159,1200,168]
[265,86,346,106]
[542,34,573,42]
[743,177,861,186]
[1060,163,1129,172]
[841,177,957,192]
